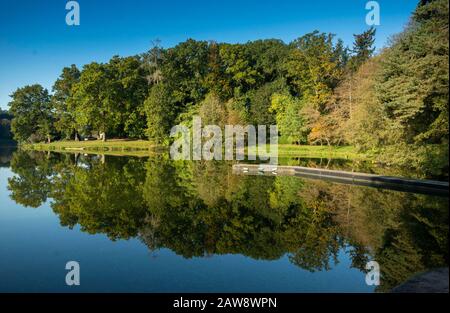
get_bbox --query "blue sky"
[0,0,418,110]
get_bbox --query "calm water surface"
[0,149,448,292]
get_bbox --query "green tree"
[245,39,289,83]
[198,93,227,126]
[107,56,149,138]
[270,92,307,143]
[70,62,114,139]
[52,65,81,140]
[375,0,449,175]
[349,27,376,71]
[8,84,54,143]
[161,39,210,107]
[70,56,148,140]
[219,43,261,98]
[144,83,174,143]
[285,31,344,111]
[245,79,286,125]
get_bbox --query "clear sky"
[0,0,419,110]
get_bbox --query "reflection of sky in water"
[0,166,374,292]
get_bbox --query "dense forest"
[6,0,449,176]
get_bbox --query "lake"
[0,149,448,292]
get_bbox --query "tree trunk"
[47,135,51,143]
[74,131,79,141]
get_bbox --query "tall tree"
[70,62,113,140]
[219,43,261,98]
[70,56,148,140]
[338,57,385,148]
[245,39,289,83]
[286,31,344,111]
[142,39,164,85]
[312,28,376,147]
[349,27,376,70]
[8,84,54,143]
[245,79,286,125]
[161,39,210,108]
[144,83,174,143]
[52,65,80,140]
[376,0,448,174]
[270,92,307,144]
[204,41,226,98]
[107,56,149,138]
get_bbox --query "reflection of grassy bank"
[23,140,159,157]
[23,140,368,159]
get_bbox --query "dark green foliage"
[8,84,54,143]
[0,110,13,141]
[52,65,80,139]
[349,27,376,70]
[245,79,287,125]
[144,83,175,143]
[374,0,449,177]
[161,39,210,107]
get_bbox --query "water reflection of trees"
[8,150,448,291]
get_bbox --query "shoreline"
[21,140,368,159]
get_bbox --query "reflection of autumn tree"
[298,180,382,264]
[298,179,448,290]
[7,150,55,208]
[373,195,448,292]
[342,186,448,292]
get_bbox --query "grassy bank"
[23,139,368,159]
[251,144,368,159]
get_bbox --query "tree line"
[7,0,448,176]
